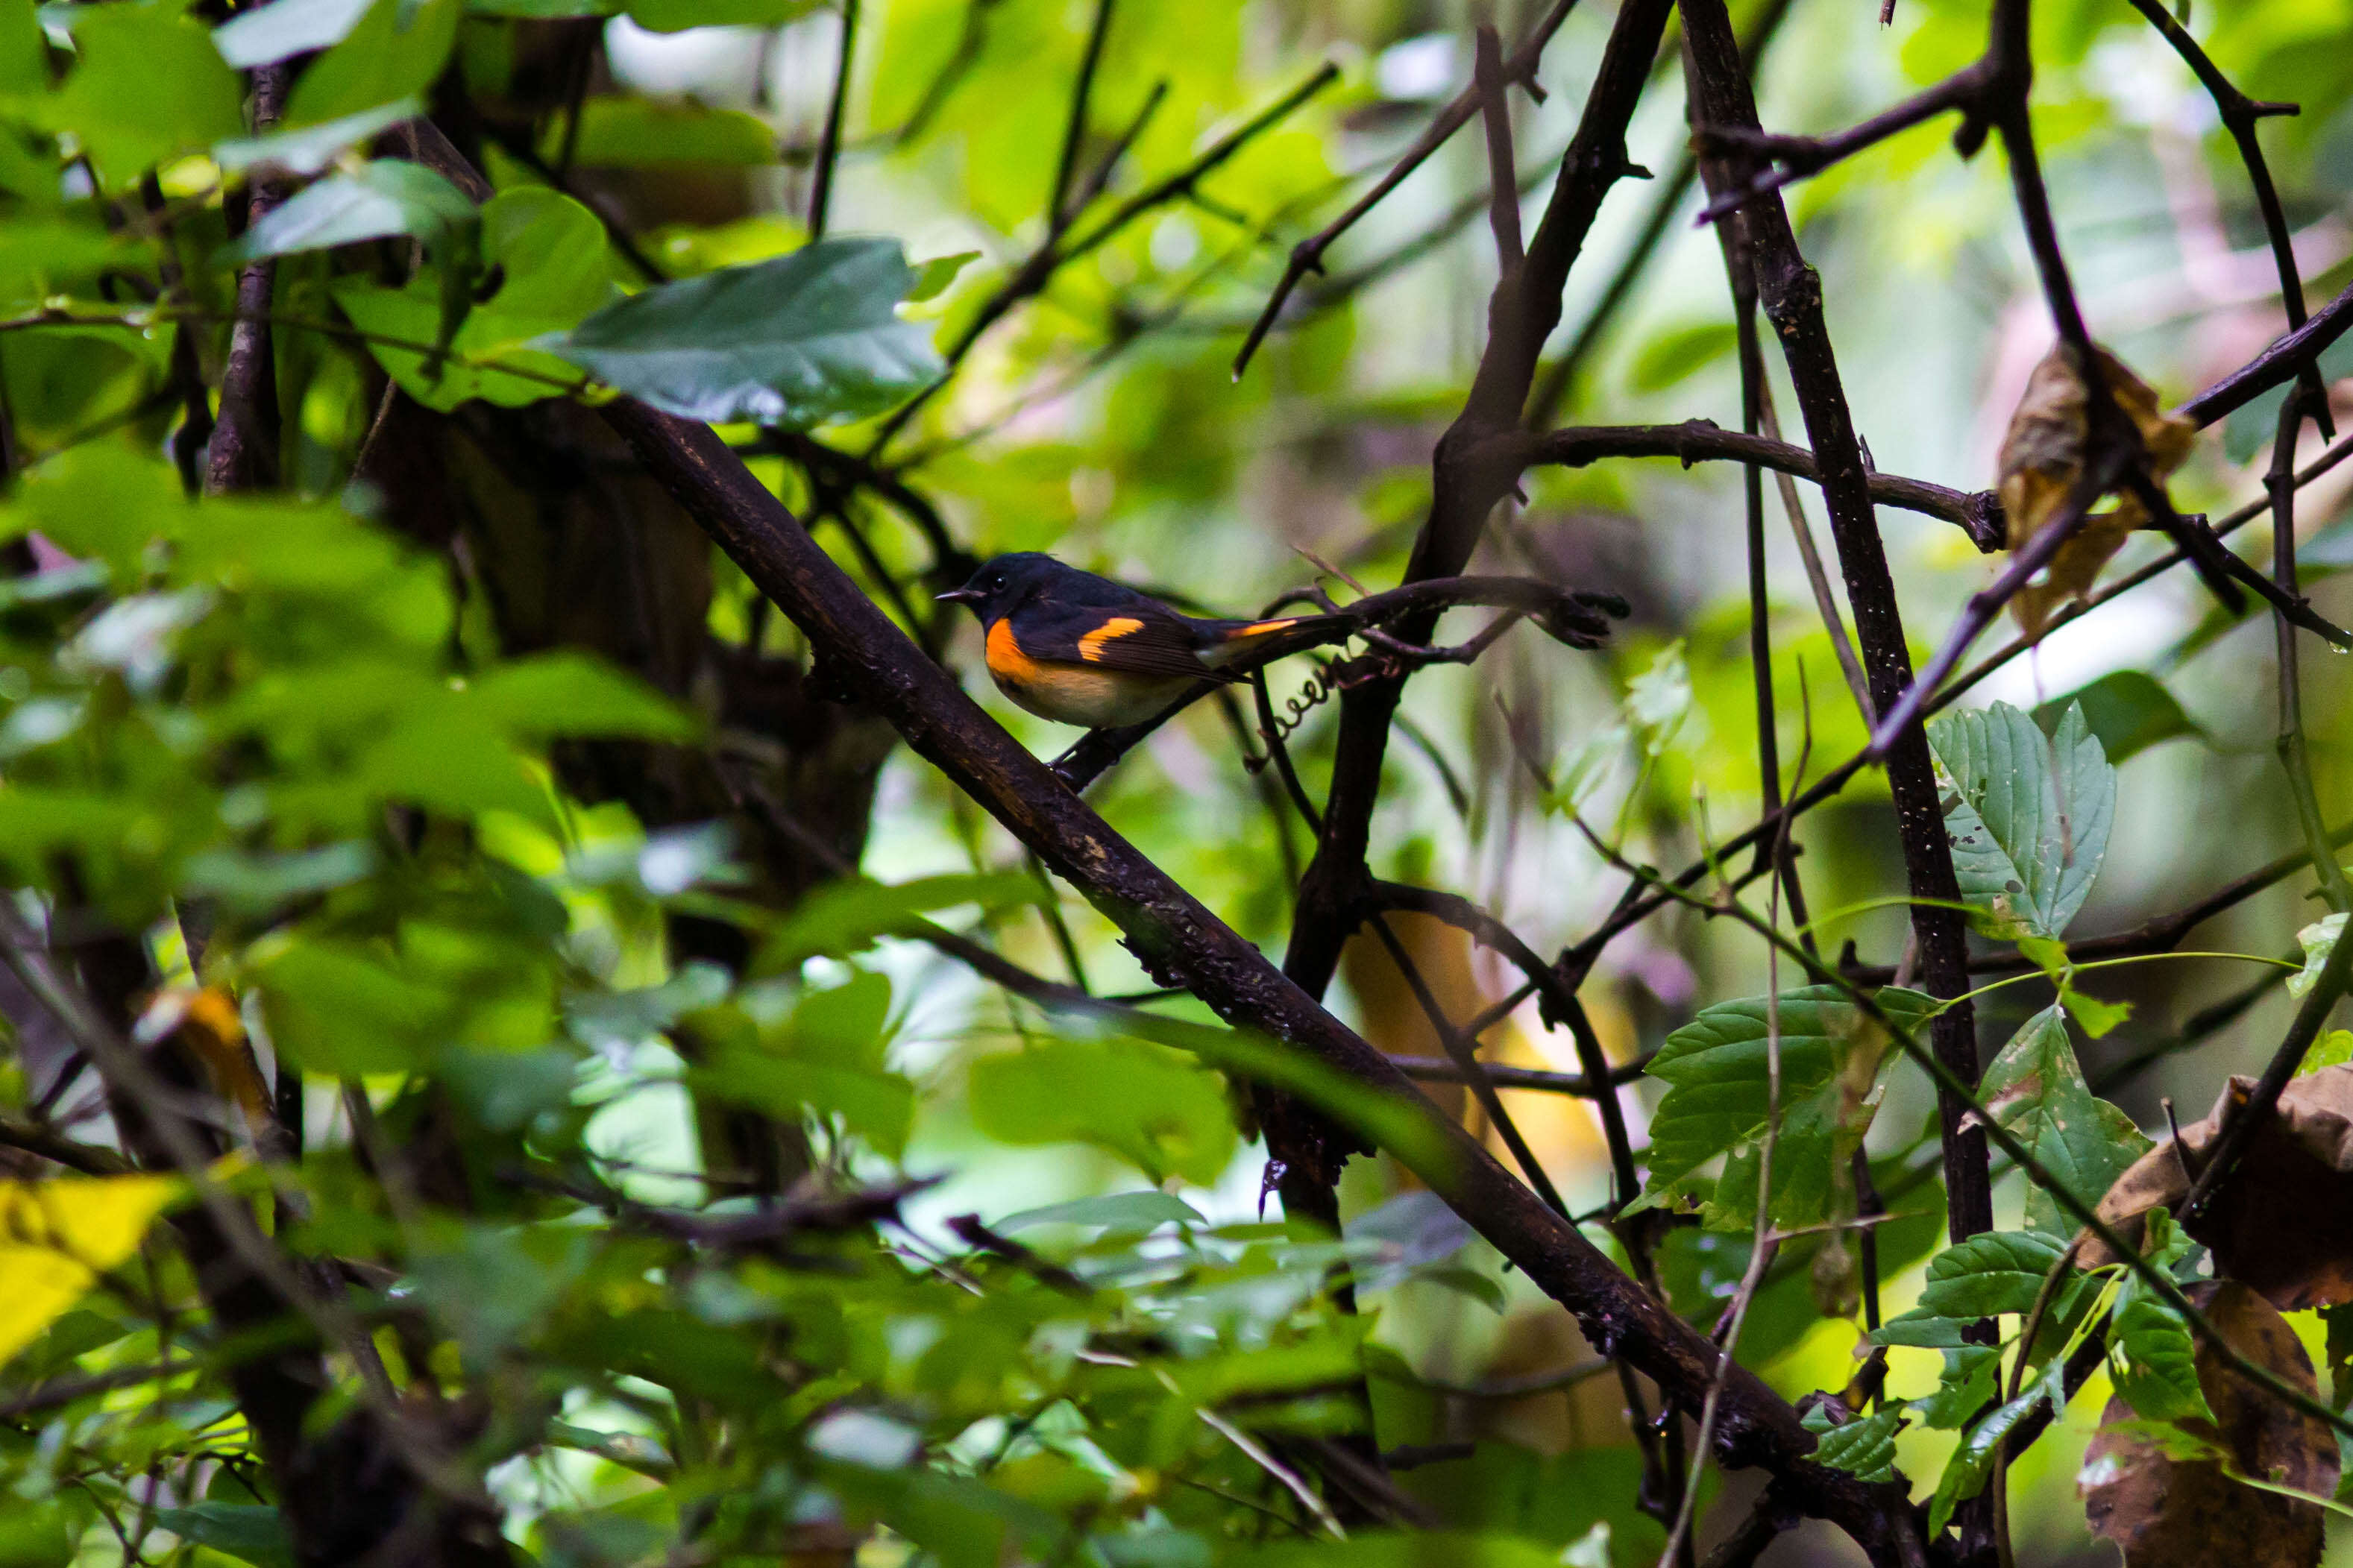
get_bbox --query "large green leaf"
[1980,1004,2150,1233]
[283,0,462,127]
[1633,985,1935,1229]
[47,4,243,187]
[152,1504,293,1568]
[333,186,612,409]
[1929,1358,2067,1534]
[760,872,1040,968]
[540,237,943,428]
[224,160,477,263]
[1926,699,2114,939]
[554,98,778,167]
[969,1036,1235,1185]
[1876,1230,2074,1347]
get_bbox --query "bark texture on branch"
[597,394,1912,1559]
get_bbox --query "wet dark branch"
[592,392,1914,1559]
[1679,0,1992,1260]
[208,61,289,496]
[806,0,859,241]
[1693,60,1996,224]
[1513,421,2004,550]
[2121,0,2330,439]
[2178,277,2353,428]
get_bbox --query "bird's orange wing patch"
[986,619,1047,684]
[1234,618,1298,638]
[1076,617,1145,663]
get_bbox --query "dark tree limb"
[1678,0,1994,1258]
[806,0,859,241]
[594,395,1918,1562]
[207,62,289,496]
[1512,421,2004,549]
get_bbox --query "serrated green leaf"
[1635,986,1935,1229]
[1914,1344,2002,1429]
[2111,1272,2211,1423]
[540,237,943,428]
[1801,1404,1905,1483]
[1874,1230,2072,1347]
[1980,1004,2150,1233]
[1929,1358,2065,1534]
[1927,699,2114,939]
[2293,913,2346,1000]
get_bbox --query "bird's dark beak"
[935,588,983,605]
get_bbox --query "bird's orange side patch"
[1077,617,1144,663]
[986,619,1046,684]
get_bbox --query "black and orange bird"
[937,553,1350,729]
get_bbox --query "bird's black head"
[936,552,1063,621]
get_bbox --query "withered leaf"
[1998,343,2197,637]
[2084,1065,2353,1311]
[2081,1281,2338,1568]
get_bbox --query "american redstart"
[938,552,1351,728]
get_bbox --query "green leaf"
[212,0,374,69]
[760,872,1040,967]
[333,185,612,409]
[1634,985,1935,1229]
[1628,321,1737,393]
[2111,1268,2211,1423]
[284,0,462,127]
[215,98,422,178]
[969,1036,1236,1186]
[994,1191,1204,1234]
[1929,1359,2065,1534]
[2302,1028,2353,1077]
[1927,699,2114,940]
[2292,913,2346,1000]
[1801,1405,1904,1484]
[539,237,944,429]
[224,160,478,263]
[466,652,697,741]
[152,1504,293,1568]
[1913,1344,2002,1429]
[0,0,44,96]
[1626,639,1691,755]
[1224,1532,1563,1568]
[623,0,823,31]
[1875,1230,2073,1347]
[1979,1004,2150,1234]
[908,251,981,303]
[553,97,777,167]
[689,974,914,1157]
[46,4,243,187]
[2032,670,2199,764]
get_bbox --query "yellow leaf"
[0,1174,180,1368]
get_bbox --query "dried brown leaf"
[2081,1281,2338,1568]
[2083,1065,2353,1310]
[1997,344,2199,635]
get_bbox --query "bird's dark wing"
[1015,601,1229,680]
